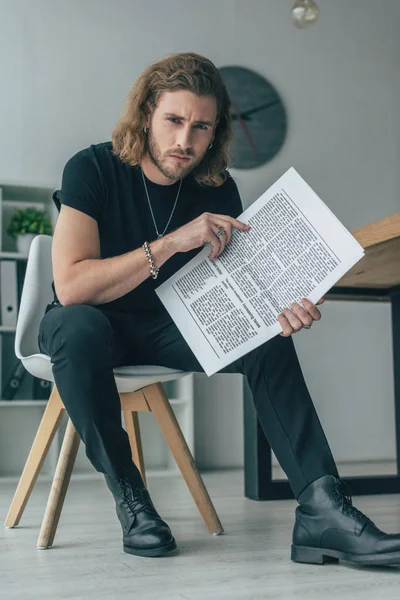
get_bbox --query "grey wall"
[1,0,399,470]
[197,0,400,469]
[0,0,233,184]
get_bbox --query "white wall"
[1,0,399,471]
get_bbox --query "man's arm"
[53,205,176,307]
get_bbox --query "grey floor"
[2,469,400,600]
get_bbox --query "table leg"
[243,293,400,500]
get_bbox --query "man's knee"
[39,304,113,359]
[242,334,295,373]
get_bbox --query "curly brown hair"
[112,52,233,187]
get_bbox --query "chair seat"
[21,353,189,393]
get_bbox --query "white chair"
[4,235,223,548]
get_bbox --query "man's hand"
[278,297,325,337]
[166,212,250,260]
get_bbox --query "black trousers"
[38,303,339,499]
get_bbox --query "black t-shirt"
[51,141,243,314]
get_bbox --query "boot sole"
[123,538,177,558]
[291,544,400,566]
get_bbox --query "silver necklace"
[141,167,183,239]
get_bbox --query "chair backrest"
[15,235,54,359]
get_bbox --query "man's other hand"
[278,297,325,337]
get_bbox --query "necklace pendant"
[157,233,163,239]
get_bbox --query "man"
[39,52,400,564]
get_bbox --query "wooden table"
[244,212,400,499]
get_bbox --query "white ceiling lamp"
[292,0,319,28]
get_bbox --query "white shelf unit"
[0,182,56,479]
[0,181,195,481]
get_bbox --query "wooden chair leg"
[37,418,81,549]
[4,386,64,528]
[143,383,224,535]
[123,410,147,487]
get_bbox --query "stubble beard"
[146,126,204,181]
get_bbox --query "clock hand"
[230,100,259,157]
[231,99,279,121]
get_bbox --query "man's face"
[145,90,217,182]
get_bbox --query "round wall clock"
[219,66,287,169]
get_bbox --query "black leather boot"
[292,474,400,566]
[104,473,177,557]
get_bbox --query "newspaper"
[156,167,365,376]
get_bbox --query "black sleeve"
[214,171,243,219]
[52,149,106,222]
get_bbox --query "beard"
[146,125,204,181]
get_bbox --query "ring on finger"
[215,226,225,239]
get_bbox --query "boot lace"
[117,478,154,517]
[332,480,375,526]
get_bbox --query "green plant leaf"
[6,206,53,238]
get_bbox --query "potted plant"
[6,207,53,254]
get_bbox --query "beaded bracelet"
[142,241,160,280]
